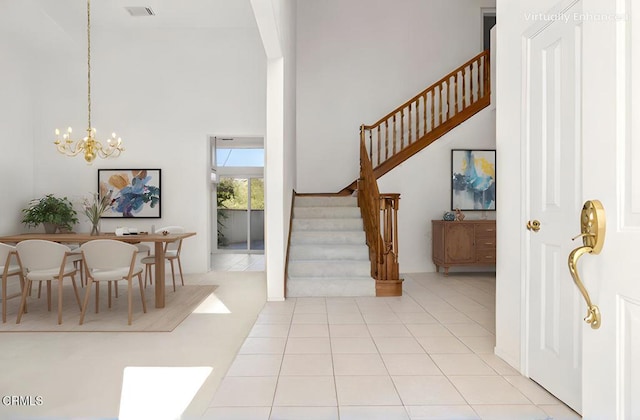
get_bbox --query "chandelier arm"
[55,142,86,157]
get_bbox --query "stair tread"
[289,244,367,248]
[288,276,374,280]
[288,195,372,297]
[292,231,364,234]
[291,259,369,265]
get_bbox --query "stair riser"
[292,218,363,231]
[293,207,361,219]
[290,231,366,245]
[288,261,371,277]
[295,196,357,207]
[289,245,370,261]
[286,277,375,297]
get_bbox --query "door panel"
[217,176,265,252]
[581,0,640,416]
[249,177,264,251]
[525,0,582,412]
[445,224,475,263]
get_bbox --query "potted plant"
[21,194,79,233]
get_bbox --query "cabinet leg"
[435,265,440,273]
[444,267,449,276]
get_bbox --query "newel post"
[376,193,403,296]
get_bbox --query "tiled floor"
[0,270,268,419]
[211,252,265,271]
[206,272,581,420]
[0,254,582,419]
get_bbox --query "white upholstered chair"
[142,226,185,292]
[15,240,82,325]
[1,243,25,323]
[79,239,147,325]
[135,243,151,256]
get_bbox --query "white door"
[524,0,583,412]
[580,0,640,417]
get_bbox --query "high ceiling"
[33,0,257,30]
[0,0,258,53]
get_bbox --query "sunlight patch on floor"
[119,366,213,420]
[192,293,232,314]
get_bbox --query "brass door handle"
[567,200,605,330]
[526,220,541,232]
[568,246,601,329]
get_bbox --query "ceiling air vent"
[125,7,155,17]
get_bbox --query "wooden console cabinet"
[432,220,496,275]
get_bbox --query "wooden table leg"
[154,242,165,308]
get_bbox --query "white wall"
[377,107,496,273]
[253,0,296,300]
[495,0,564,370]
[1,17,267,274]
[296,0,496,193]
[0,36,36,234]
[281,0,297,260]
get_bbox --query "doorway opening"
[482,8,496,52]
[210,136,265,271]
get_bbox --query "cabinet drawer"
[476,249,496,262]
[476,237,496,248]
[475,223,496,237]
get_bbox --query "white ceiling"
[32,0,257,30]
[0,0,258,54]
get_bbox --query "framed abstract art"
[451,149,496,211]
[98,169,161,218]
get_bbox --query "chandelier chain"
[87,0,91,130]
[53,0,124,164]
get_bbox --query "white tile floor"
[0,252,581,419]
[206,272,582,420]
[0,270,268,419]
[211,253,265,271]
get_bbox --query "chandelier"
[54,0,123,164]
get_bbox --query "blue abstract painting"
[451,150,496,211]
[98,169,161,218]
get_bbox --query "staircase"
[287,196,375,297]
[285,50,491,298]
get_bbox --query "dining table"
[0,231,196,308]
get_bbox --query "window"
[216,148,264,167]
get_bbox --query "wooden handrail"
[362,51,490,130]
[347,51,492,295]
[358,128,402,296]
[362,50,490,170]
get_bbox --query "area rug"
[0,284,218,332]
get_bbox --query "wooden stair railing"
[349,50,491,295]
[358,133,403,297]
[341,50,491,195]
[365,50,490,178]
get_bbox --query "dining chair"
[142,226,185,292]
[135,243,151,256]
[68,244,85,286]
[1,243,25,323]
[15,240,82,325]
[109,243,150,299]
[30,245,85,299]
[79,239,147,325]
